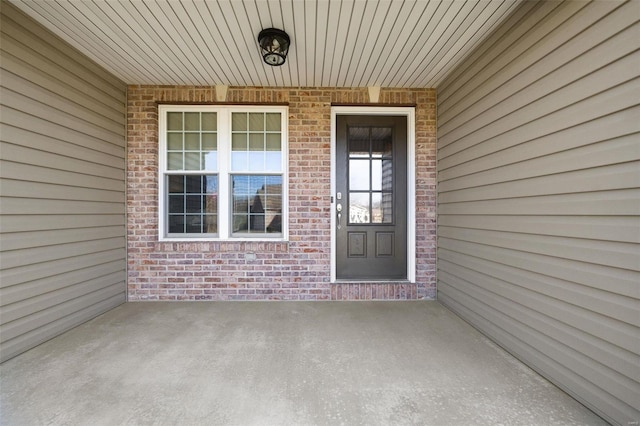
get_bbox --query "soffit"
[9,0,522,88]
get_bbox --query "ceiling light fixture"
[258,28,290,66]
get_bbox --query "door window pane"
[349,160,370,190]
[346,125,394,225]
[381,192,393,223]
[372,159,394,192]
[372,127,392,157]
[372,193,392,223]
[382,160,393,191]
[372,193,383,223]
[349,193,370,224]
[349,127,369,157]
[372,160,382,191]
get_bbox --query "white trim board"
[330,106,416,283]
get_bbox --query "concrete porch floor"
[1,302,606,425]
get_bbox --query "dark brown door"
[336,115,407,280]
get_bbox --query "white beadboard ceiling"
[9,0,522,88]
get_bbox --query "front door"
[335,115,407,280]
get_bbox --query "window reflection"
[349,193,370,223]
[231,112,282,173]
[232,175,282,233]
[168,175,218,234]
[347,125,393,224]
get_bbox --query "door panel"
[336,115,407,280]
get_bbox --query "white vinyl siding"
[436,1,640,425]
[0,2,127,362]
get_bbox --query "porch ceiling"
[9,0,522,88]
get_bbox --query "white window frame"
[158,105,289,241]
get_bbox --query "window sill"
[159,236,285,242]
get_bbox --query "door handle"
[336,203,342,229]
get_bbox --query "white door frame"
[330,106,416,283]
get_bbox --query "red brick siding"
[127,86,436,300]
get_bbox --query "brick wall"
[127,86,436,300]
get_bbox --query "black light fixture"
[258,28,290,66]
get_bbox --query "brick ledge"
[331,282,418,300]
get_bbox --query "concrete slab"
[1,302,607,425]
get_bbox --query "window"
[159,105,287,240]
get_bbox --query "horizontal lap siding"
[436,1,640,425]
[0,2,127,362]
